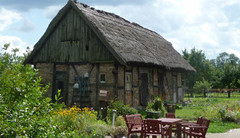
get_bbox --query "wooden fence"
[185,88,240,98]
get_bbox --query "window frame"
[125,72,132,91]
[99,73,106,83]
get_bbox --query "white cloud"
[1,0,240,60]
[93,1,240,60]
[19,18,36,32]
[44,5,63,19]
[0,8,22,31]
[226,49,240,58]
[0,35,31,56]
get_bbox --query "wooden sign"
[99,90,108,97]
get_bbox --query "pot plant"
[146,97,167,118]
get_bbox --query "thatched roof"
[24,0,195,72]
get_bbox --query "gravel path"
[206,128,240,138]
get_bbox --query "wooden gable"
[31,8,116,63]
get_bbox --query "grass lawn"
[208,121,240,133]
[175,92,240,133]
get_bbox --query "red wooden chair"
[182,118,210,138]
[124,114,145,138]
[166,113,177,135]
[181,116,203,137]
[144,119,171,138]
[166,113,176,118]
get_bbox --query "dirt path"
[206,128,240,138]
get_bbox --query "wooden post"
[228,91,231,98]
[204,89,206,97]
[66,64,70,105]
[190,89,193,97]
[52,63,56,102]
[96,64,99,108]
[113,63,118,99]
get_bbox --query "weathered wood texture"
[32,8,115,63]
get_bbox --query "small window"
[100,74,106,83]
[125,72,132,91]
[85,44,89,51]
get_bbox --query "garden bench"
[124,114,145,138]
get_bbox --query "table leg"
[176,123,181,138]
[169,125,172,138]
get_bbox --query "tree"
[182,48,216,89]
[214,52,240,88]
[216,52,239,68]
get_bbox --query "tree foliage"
[183,48,240,90]
[182,48,215,88]
[193,79,212,93]
[0,44,58,137]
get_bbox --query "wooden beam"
[95,64,99,108]
[52,63,56,102]
[66,64,70,105]
[113,63,118,98]
[123,66,126,105]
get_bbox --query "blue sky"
[0,0,240,59]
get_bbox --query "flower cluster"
[55,106,97,121]
[80,107,97,121]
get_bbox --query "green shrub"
[107,100,137,123]
[146,97,166,113]
[112,126,128,137]
[176,104,183,109]
[0,44,60,137]
[193,79,212,93]
[217,102,240,122]
[115,115,126,127]
[83,124,108,138]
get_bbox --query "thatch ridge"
[74,1,195,72]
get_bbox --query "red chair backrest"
[144,119,162,134]
[196,116,203,125]
[166,113,176,118]
[125,114,143,124]
[201,118,210,135]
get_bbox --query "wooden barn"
[24,0,195,108]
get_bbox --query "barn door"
[158,72,164,96]
[173,75,177,103]
[53,71,67,103]
[139,73,149,106]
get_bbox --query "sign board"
[99,90,108,97]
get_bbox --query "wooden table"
[158,118,182,138]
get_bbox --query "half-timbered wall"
[36,62,184,107]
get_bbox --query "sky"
[0,0,240,59]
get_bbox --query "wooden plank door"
[173,76,177,103]
[139,73,149,106]
[158,72,164,97]
[53,71,67,104]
